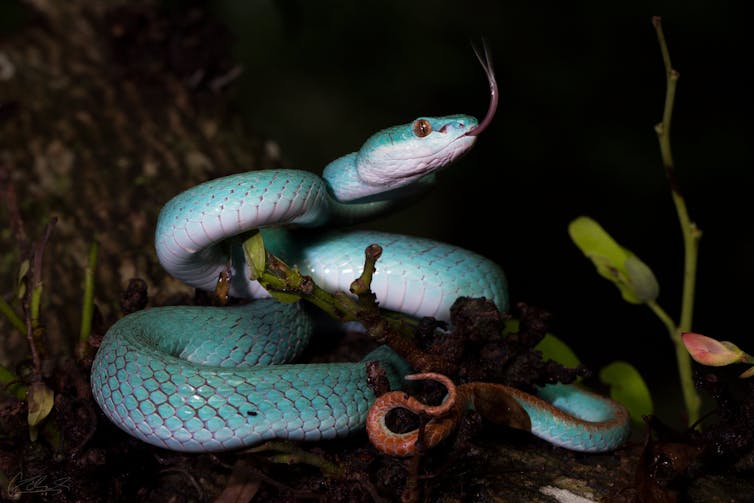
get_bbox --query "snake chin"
[357,132,477,190]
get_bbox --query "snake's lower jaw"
[367,135,477,187]
[450,133,477,158]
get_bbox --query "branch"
[651,16,702,425]
[243,234,454,374]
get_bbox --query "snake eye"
[412,119,432,138]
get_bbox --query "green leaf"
[17,259,29,285]
[241,231,302,304]
[599,360,653,424]
[535,333,581,368]
[0,364,25,400]
[568,216,659,304]
[624,255,660,304]
[242,231,266,281]
[27,382,54,441]
[511,321,581,369]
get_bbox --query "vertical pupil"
[413,119,431,137]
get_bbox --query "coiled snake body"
[91,60,630,453]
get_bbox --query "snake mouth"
[465,43,498,137]
[406,134,476,180]
[388,131,476,181]
[439,122,470,134]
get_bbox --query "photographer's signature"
[7,472,71,496]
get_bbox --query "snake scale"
[90,52,630,453]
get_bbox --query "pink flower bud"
[681,332,744,366]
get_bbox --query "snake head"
[324,47,497,203]
[354,114,478,190]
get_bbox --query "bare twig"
[77,239,99,360]
[651,16,702,425]
[23,218,57,376]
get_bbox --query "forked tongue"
[466,43,498,137]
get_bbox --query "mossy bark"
[0,0,276,358]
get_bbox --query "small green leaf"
[242,231,266,281]
[535,333,581,368]
[624,255,660,303]
[17,259,29,285]
[599,360,653,424]
[568,216,659,304]
[27,382,54,441]
[0,365,25,400]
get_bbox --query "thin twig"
[23,297,41,375]
[646,300,676,336]
[651,16,701,425]
[24,218,57,375]
[78,240,99,360]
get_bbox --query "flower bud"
[681,332,745,366]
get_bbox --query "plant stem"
[652,16,702,425]
[646,300,675,336]
[23,219,57,373]
[29,283,43,329]
[78,240,99,359]
[647,299,699,424]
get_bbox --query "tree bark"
[0,0,275,357]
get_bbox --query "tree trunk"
[0,0,275,356]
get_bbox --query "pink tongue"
[466,44,498,137]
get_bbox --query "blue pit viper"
[90,52,630,453]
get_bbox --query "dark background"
[4,2,753,421]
